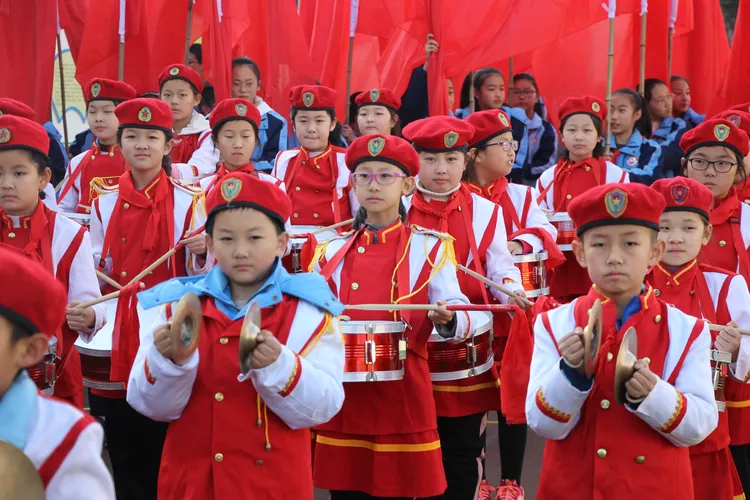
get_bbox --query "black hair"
[682,147,748,184]
[210,118,260,150]
[464,132,512,182]
[140,92,161,100]
[201,85,216,112]
[559,114,604,159]
[613,88,653,137]
[10,322,28,343]
[189,43,203,64]
[460,68,505,111]
[232,57,261,82]
[352,202,408,230]
[639,78,669,104]
[513,73,544,118]
[205,205,286,236]
[349,92,361,126]
[356,103,402,137]
[116,128,174,177]
[290,108,345,147]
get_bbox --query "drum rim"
[83,379,125,390]
[525,287,551,299]
[340,321,406,334]
[343,369,404,382]
[558,244,574,251]
[546,212,572,222]
[429,356,495,382]
[76,345,112,357]
[60,212,91,221]
[513,250,549,263]
[428,317,492,342]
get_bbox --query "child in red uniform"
[158,64,219,180]
[273,85,357,230]
[355,88,402,137]
[648,177,750,500]
[199,98,284,194]
[527,182,718,499]
[127,173,345,500]
[312,134,487,499]
[536,96,629,302]
[713,110,750,206]
[58,78,137,214]
[0,116,105,408]
[680,118,750,492]
[88,98,207,500]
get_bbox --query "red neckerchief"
[710,188,739,226]
[538,157,604,210]
[465,177,524,234]
[408,185,462,234]
[709,188,750,279]
[206,162,257,193]
[0,201,54,272]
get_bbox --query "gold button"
[121,237,127,244]
[295,186,301,192]
[635,456,646,464]
[458,206,462,212]
[600,399,611,409]
[719,240,727,247]
[607,352,614,362]
[214,453,224,463]
[316,165,321,169]
[351,283,359,291]
[597,448,607,459]
[107,179,113,185]
[91,155,96,160]
[220,337,228,344]
[316,189,320,193]
[745,199,750,205]
[654,289,660,296]
[566,194,572,200]
[120,271,127,278]
[585,166,591,171]
[666,281,671,286]
[255,460,264,467]
[357,246,365,254]
[7,232,15,239]
[654,315,661,324]
[302,160,308,166]
[214,392,224,402]
[313,213,319,219]
[293,213,299,218]
[123,203,130,209]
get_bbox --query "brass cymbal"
[614,327,638,405]
[239,301,262,375]
[170,292,203,366]
[583,299,602,377]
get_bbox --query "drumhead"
[75,299,161,356]
[546,212,572,222]
[513,250,549,263]
[340,320,406,334]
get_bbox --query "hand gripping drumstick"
[708,324,750,336]
[456,264,534,308]
[344,303,515,312]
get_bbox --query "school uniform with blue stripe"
[609,130,663,185]
[680,108,706,130]
[252,98,288,172]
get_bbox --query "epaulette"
[91,177,119,196]
[169,177,204,197]
[410,224,455,242]
[409,225,457,271]
[307,230,355,272]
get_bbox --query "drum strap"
[37,411,96,487]
[319,229,361,281]
[459,190,490,305]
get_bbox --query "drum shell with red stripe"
[547,212,577,251]
[514,251,550,298]
[340,320,406,382]
[28,336,59,395]
[427,313,494,381]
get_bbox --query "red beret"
[0,98,36,120]
[679,118,750,158]
[289,85,337,110]
[84,78,137,104]
[208,98,261,132]
[402,116,475,152]
[568,183,665,236]
[158,64,204,94]
[651,177,713,221]
[465,109,513,147]
[206,172,291,227]
[355,89,401,112]
[558,96,607,124]
[0,115,50,158]
[0,247,67,336]
[714,110,750,137]
[730,102,750,114]
[115,98,173,133]
[345,134,420,177]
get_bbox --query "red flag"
[200,0,251,101]
[672,0,729,113]
[426,0,448,116]
[710,0,750,113]
[0,0,57,123]
[634,1,670,83]
[58,0,90,62]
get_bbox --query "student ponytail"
[614,88,652,137]
[352,200,408,230]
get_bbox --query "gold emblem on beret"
[444,131,459,148]
[498,112,509,127]
[0,111,4,117]
[714,124,730,142]
[235,103,248,116]
[138,107,152,123]
[728,114,741,127]
[605,188,628,218]
[302,92,315,108]
[591,101,601,113]
[91,82,101,98]
[0,128,10,144]
[368,137,385,156]
[370,89,381,102]
[221,178,242,202]
[169,66,180,76]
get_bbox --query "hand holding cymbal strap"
[239,301,262,375]
[170,293,203,366]
[583,299,603,377]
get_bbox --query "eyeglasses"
[485,140,519,152]
[688,158,737,174]
[351,171,408,186]
[511,89,537,97]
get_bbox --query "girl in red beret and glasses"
[536,96,629,302]
[311,134,489,499]
[0,115,106,409]
[714,109,750,206]
[679,118,750,493]
[199,98,285,195]
[88,97,208,500]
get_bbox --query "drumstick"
[344,303,515,312]
[54,175,69,192]
[312,218,355,235]
[457,264,534,308]
[77,289,124,309]
[96,270,122,290]
[709,324,750,336]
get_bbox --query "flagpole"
[508,57,515,94]
[184,0,194,65]
[668,0,679,80]
[345,0,359,124]
[604,0,616,156]
[118,0,126,81]
[55,4,69,150]
[639,1,647,95]
[469,72,476,114]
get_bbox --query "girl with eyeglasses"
[311,134,487,499]
[642,78,688,148]
[680,118,750,494]
[715,110,750,207]
[510,74,558,184]
[537,96,629,302]
[607,88,664,184]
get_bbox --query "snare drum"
[514,251,550,298]
[285,226,339,273]
[75,299,160,390]
[62,212,91,228]
[427,314,494,381]
[28,336,59,395]
[547,212,577,251]
[340,321,407,382]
